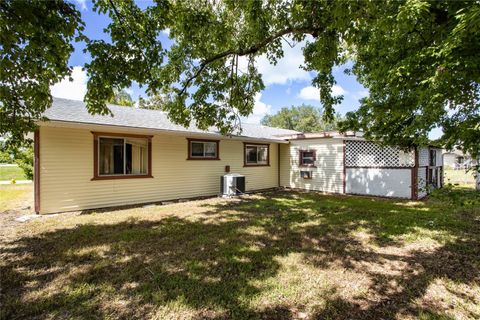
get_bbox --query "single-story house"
[34,98,443,214]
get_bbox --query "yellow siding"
[39,126,279,213]
[279,138,344,193]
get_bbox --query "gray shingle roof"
[43,98,299,140]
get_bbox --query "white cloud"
[242,93,272,124]
[238,38,312,86]
[161,28,171,36]
[298,85,346,101]
[353,90,369,100]
[75,0,87,11]
[332,85,346,96]
[298,86,319,101]
[50,66,87,101]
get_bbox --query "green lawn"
[0,184,32,212]
[1,187,479,319]
[444,169,476,186]
[0,165,26,180]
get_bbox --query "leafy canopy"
[0,0,84,148]
[1,0,479,157]
[109,89,134,107]
[261,105,343,133]
[138,94,166,110]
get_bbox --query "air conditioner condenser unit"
[220,173,245,196]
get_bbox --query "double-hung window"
[299,150,316,167]
[244,143,269,166]
[92,133,152,180]
[188,139,219,160]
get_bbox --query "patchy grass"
[1,188,479,319]
[444,169,476,186]
[0,165,26,181]
[0,183,33,212]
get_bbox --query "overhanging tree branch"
[178,26,322,96]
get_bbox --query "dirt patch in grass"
[1,189,479,319]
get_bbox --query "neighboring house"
[442,149,478,170]
[34,98,443,214]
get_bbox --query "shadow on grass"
[1,190,479,319]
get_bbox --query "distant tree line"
[261,104,343,132]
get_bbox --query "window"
[299,150,316,167]
[300,171,312,179]
[244,143,269,166]
[429,149,437,166]
[187,139,219,160]
[92,133,152,180]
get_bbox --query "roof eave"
[37,120,290,144]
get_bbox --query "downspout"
[34,129,40,214]
[277,143,281,188]
[411,147,418,200]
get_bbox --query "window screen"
[300,150,315,165]
[99,137,148,176]
[245,144,269,165]
[189,140,218,159]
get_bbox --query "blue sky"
[52,0,441,138]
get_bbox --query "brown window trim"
[243,142,270,167]
[91,131,153,181]
[299,149,317,167]
[187,138,220,160]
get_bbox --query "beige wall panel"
[279,138,344,194]
[39,126,279,213]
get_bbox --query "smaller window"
[429,149,437,166]
[244,144,269,166]
[188,139,219,160]
[299,150,316,167]
[300,171,312,179]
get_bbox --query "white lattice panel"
[417,167,427,198]
[345,141,415,167]
[418,148,429,167]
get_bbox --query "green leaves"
[340,0,479,156]
[0,0,84,147]
[261,104,343,133]
[109,89,134,107]
[1,0,478,159]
